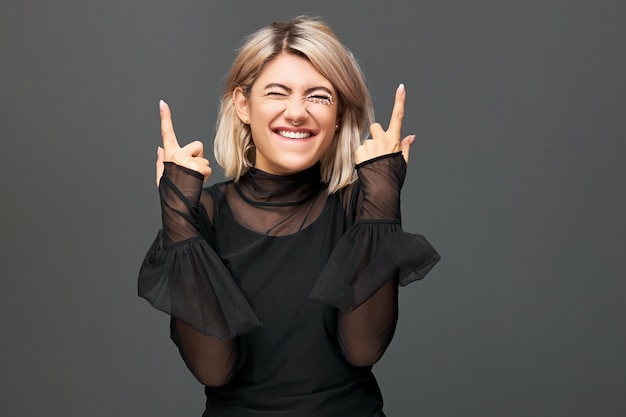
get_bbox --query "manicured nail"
[159,99,165,110]
[398,83,405,93]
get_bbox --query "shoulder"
[199,179,235,221]
[202,178,235,196]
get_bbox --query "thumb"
[400,134,415,163]
[156,146,164,188]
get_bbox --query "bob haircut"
[213,15,374,193]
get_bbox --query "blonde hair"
[213,16,374,193]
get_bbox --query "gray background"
[1,0,625,416]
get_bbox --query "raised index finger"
[387,83,406,136]
[159,100,179,152]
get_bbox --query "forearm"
[335,154,404,366]
[337,277,398,367]
[160,162,205,247]
[355,152,405,222]
[174,319,237,387]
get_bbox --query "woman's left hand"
[354,83,415,164]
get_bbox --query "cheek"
[325,108,339,127]
[319,130,337,155]
[249,125,269,149]
[323,116,339,136]
[250,101,283,121]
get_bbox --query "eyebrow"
[262,83,334,95]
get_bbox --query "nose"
[284,97,308,124]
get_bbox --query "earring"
[335,124,339,131]
[244,116,249,123]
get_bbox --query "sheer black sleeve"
[310,152,441,311]
[310,152,440,366]
[138,162,261,340]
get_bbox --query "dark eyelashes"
[308,94,331,100]
[263,90,334,106]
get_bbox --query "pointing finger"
[387,84,406,137]
[160,100,180,154]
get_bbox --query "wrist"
[162,162,204,204]
[356,152,406,221]
[354,151,403,169]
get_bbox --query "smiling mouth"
[276,130,313,139]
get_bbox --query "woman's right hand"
[156,100,212,187]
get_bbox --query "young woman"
[139,15,440,417]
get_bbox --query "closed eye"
[305,92,334,105]
[266,91,288,98]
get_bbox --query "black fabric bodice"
[202,176,382,415]
[139,153,440,417]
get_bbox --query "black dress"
[139,152,440,417]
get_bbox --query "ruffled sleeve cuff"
[138,230,261,340]
[309,221,440,311]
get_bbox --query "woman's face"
[235,53,339,175]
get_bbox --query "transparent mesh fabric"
[202,164,340,237]
[139,153,440,394]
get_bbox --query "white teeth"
[277,130,312,139]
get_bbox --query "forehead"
[254,53,334,91]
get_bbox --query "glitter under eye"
[305,92,334,106]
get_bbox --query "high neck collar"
[234,164,324,207]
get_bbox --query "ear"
[233,87,250,124]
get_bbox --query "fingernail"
[398,83,405,93]
[159,99,165,110]
[410,134,416,144]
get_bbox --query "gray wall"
[1,1,625,416]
